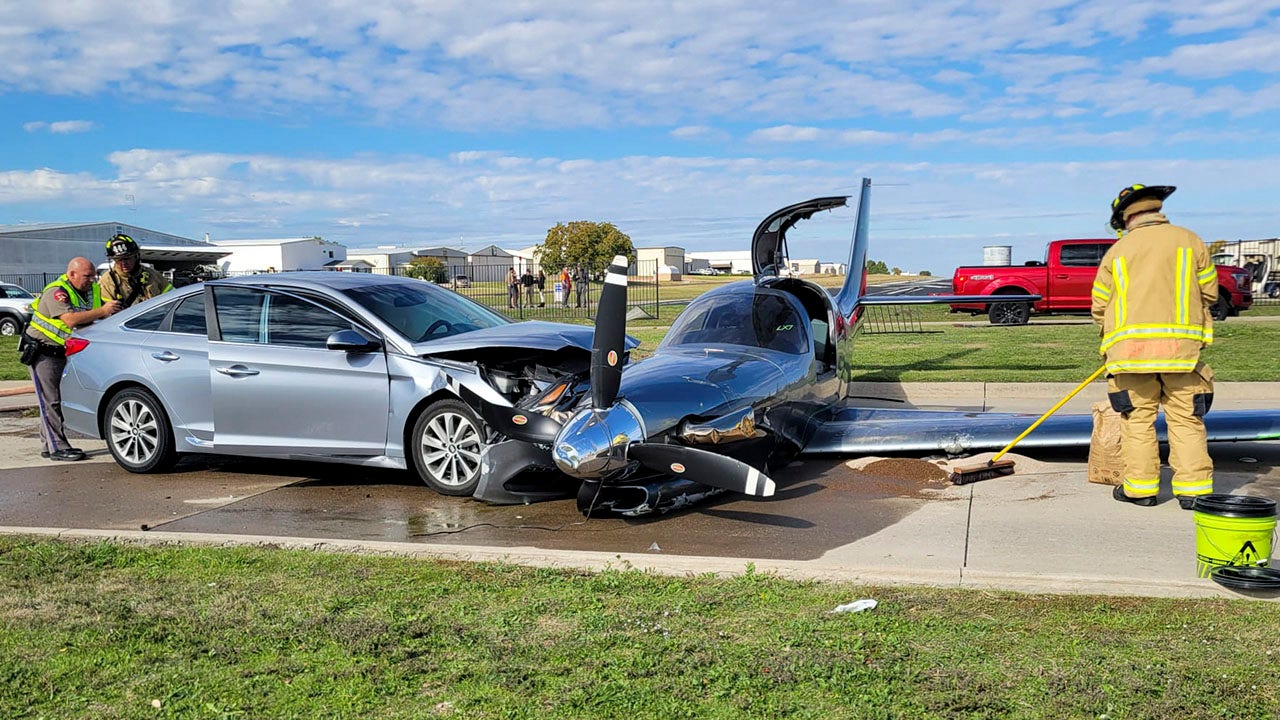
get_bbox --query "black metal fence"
[1,259,665,322]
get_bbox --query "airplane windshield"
[662,291,809,354]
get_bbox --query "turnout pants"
[30,351,72,453]
[1107,364,1214,500]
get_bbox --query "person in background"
[22,257,122,461]
[1092,184,1216,510]
[535,269,547,307]
[559,266,573,308]
[98,234,172,308]
[521,268,537,308]
[506,267,520,309]
[574,264,590,308]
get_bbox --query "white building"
[210,237,346,273]
[0,222,226,285]
[789,258,822,275]
[688,250,753,275]
[342,246,468,274]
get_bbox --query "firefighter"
[21,258,122,461]
[99,234,173,308]
[1092,184,1216,509]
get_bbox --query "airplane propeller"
[584,254,777,499]
[628,444,776,498]
[474,397,564,445]
[591,255,629,410]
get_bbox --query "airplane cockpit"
[661,288,810,355]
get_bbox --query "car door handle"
[151,351,181,362]
[1054,274,1069,279]
[215,365,260,377]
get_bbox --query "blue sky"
[3,1,1280,274]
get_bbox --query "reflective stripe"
[1173,479,1213,495]
[1105,359,1198,373]
[1176,247,1191,325]
[1092,282,1111,301]
[1123,477,1160,497]
[1114,257,1129,327]
[1197,266,1215,285]
[1100,323,1209,352]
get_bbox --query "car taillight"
[64,337,90,357]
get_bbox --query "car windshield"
[342,281,510,342]
[2,285,34,299]
[661,289,809,355]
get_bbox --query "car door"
[207,285,390,456]
[140,290,214,443]
[1053,242,1110,310]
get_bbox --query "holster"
[17,334,40,366]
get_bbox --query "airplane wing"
[802,406,1280,456]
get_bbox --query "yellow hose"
[990,365,1108,464]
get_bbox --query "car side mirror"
[326,329,382,353]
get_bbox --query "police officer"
[99,234,172,308]
[1092,185,1216,509]
[23,257,122,461]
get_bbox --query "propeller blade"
[474,397,563,444]
[628,443,776,498]
[591,254,629,409]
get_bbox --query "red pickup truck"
[950,238,1254,325]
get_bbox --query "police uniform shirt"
[25,284,79,345]
[99,264,169,307]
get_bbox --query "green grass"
[3,537,1279,719]
[848,314,1280,382]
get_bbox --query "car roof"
[210,271,431,293]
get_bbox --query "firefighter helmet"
[1109,184,1176,231]
[105,234,140,259]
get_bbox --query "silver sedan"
[60,272,606,496]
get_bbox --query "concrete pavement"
[0,379,1277,600]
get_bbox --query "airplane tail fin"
[833,177,871,318]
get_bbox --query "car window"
[123,301,173,331]
[3,286,34,299]
[265,293,356,349]
[1059,243,1109,267]
[168,293,207,335]
[212,287,267,343]
[342,281,508,343]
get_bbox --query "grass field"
[3,537,1280,719]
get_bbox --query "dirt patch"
[824,457,959,500]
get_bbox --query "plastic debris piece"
[648,542,662,552]
[830,599,877,614]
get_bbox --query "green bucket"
[1194,494,1277,578]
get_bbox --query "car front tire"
[410,399,485,496]
[0,315,21,336]
[104,388,176,473]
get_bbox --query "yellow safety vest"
[28,276,103,346]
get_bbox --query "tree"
[1208,240,1227,255]
[403,256,447,283]
[891,267,902,276]
[865,259,889,274]
[539,221,635,276]
[919,270,932,277]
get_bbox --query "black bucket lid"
[1193,493,1277,518]
[1211,566,1280,593]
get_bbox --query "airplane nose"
[552,402,645,479]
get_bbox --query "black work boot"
[1177,496,1198,511]
[1113,485,1156,507]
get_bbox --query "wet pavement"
[3,380,1279,599]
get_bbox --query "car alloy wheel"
[0,316,20,336]
[411,399,485,496]
[105,388,176,473]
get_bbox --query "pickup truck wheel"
[988,301,1030,326]
[1210,294,1231,322]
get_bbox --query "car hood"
[412,320,639,357]
[752,196,848,278]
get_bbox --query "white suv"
[0,282,35,336]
